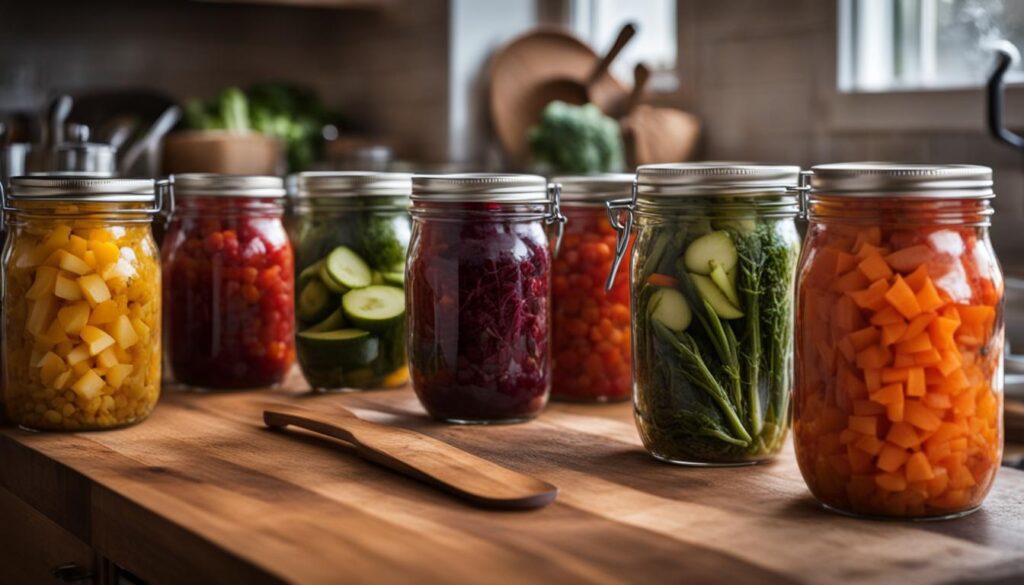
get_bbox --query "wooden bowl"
[162,130,283,175]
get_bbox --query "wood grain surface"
[1,371,1023,585]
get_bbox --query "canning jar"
[607,164,802,465]
[550,175,634,402]
[2,176,164,431]
[162,174,295,390]
[407,174,564,424]
[794,163,1003,519]
[292,172,412,391]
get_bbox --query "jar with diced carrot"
[1,176,164,431]
[550,175,634,402]
[794,163,1003,519]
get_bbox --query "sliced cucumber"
[371,271,385,285]
[304,308,347,333]
[319,261,349,293]
[709,260,741,307]
[323,246,372,290]
[296,328,379,369]
[297,279,334,323]
[690,273,744,319]
[382,271,405,286]
[298,260,323,289]
[342,285,406,332]
[684,231,737,275]
[649,287,692,332]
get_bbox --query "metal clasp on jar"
[789,170,812,220]
[604,179,637,291]
[546,182,568,256]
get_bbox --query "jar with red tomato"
[550,175,634,402]
[162,174,295,390]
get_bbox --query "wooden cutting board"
[1,371,1023,584]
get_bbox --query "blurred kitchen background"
[3,0,1024,245]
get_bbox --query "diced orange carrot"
[833,269,871,293]
[923,393,952,409]
[896,333,932,354]
[858,253,893,282]
[853,226,882,250]
[925,440,953,463]
[876,471,908,492]
[856,345,892,369]
[886,245,934,273]
[834,294,864,331]
[905,400,942,431]
[940,304,961,324]
[847,326,880,351]
[848,415,879,436]
[881,321,909,345]
[957,305,995,328]
[928,421,964,444]
[869,382,903,405]
[903,264,931,292]
[835,251,858,275]
[915,278,944,312]
[864,368,882,392]
[870,306,905,326]
[839,429,859,444]
[854,434,885,455]
[893,353,916,367]
[887,421,921,449]
[905,452,935,482]
[881,368,909,383]
[837,338,856,362]
[936,350,961,376]
[914,348,942,367]
[849,279,890,311]
[928,316,959,350]
[884,276,923,319]
[925,467,950,498]
[878,444,910,472]
[853,399,886,416]
[906,367,926,397]
[646,273,679,288]
[887,394,905,422]
[848,446,875,474]
[898,313,935,343]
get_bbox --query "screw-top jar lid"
[552,174,635,201]
[636,163,801,196]
[171,173,286,198]
[296,171,412,197]
[6,175,156,203]
[809,163,993,198]
[412,173,548,203]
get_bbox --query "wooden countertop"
[2,374,1023,585]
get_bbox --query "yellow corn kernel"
[80,325,116,356]
[78,274,111,305]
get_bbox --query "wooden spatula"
[263,405,558,510]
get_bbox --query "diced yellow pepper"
[54,273,84,301]
[52,370,73,391]
[58,302,91,335]
[44,225,72,249]
[41,319,70,346]
[81,325,116,356]
[68,234,88,258]
[87,228,113,242]
[96,347,119,369]
[71,369,105,400]
[26,266,59,300]
[92,242,120,267]
[71,360,91,378]
[26,296,57,337]
[78,274,111,305]
[38,351,67,385]
[110,315,140,349]
[105,364,133,390]
[83,250,97,270]
[58,250,92,275]
[88,300,119,325]
[131,317,151,342]
[66,343,92,367]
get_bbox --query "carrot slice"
[903,264,931,292]
[870,307,904,326]
[863,368,882,392]
[893,353,916,367]
[876,472,908,492]
[928,316,959,350]
[646,273,679,288]
[853,227,882,250]
[884,275,922,319]
[915,278,944,313]
[905,452,935,482]
[856,345,892,369]
[886,245,933,273]
[850,279,890,311]
[898,313,935,343]
[853,399,886,416]
[869,382,903,405]
[881,368,909,383]
[887,421,921,449]
[835,251,858,275]
[923,393,952,409]
[847,326,880,351]
[835,294,864,331]
[858,253,893,282]
[905,400,942,432]
[913,348,942,367]
[887,395,905,422]
[848,415,879,436]
[896,333,932,354]
[906,367,926,397]
[854,434,885,455]
[881,321,908,345]
[833,269,870,293]
[936,350,962,376]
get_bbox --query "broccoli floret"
[527,101,624,173]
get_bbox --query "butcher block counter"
[1,373,1023,585]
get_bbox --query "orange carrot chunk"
[646,273,679,288]
[878,444,910,472]
[869,382,903,405]
[850,280,890,310]
[886,245,934,273]
[915,278,944,313]
[881,321,909,346]
[905,452,935,482]
[876,471,908,492]
[835,251,858,275]
[906,367,926,397]
[928,316,959,350]
[870,307,905,326]
[856,345,892,369]
[896,333,932,354]
[858,253,893,282]
[887,421,921,449]
[903,264,930,292]
[848,415,879,436]
[884,275,922,319]
[847,326,881,351]
[905,400,943,432]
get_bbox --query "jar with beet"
[292,172,412,391]
[162,174,295,390]
[795,164,1003,519]
[407,174,564,424]
[550,175,634,402]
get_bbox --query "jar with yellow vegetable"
[1,176,164,431]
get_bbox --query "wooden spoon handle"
[627,63,651,113]
[587,22,637,85]
[264,407,558,510]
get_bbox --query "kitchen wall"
[0,0,449,161]
[672,0,1024,260]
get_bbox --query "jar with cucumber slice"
[292,172,411,391]
[606,164,803,465]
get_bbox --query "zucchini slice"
[297,279,334,323]
[341,285,406,332]
[296,328,380,369]
[649,287,692,332]
[684,231,738,275]
[323,246,372,290]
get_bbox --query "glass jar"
[292,172,412,391]
[407,174,564,424]
[607,164,802,465]
[1,176,164,431]
[550,175,634,402]
[794,163,1003,519]
[162,174,295,390]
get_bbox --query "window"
[839,0,1024,92]
[568,0,678,92]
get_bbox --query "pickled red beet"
[407,203,551,422]
[163,198,295,389]
[551,206,633,402]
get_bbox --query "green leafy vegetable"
[527,101,624,173]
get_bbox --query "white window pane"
[572,0,677,90]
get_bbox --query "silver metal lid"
[297,171,412,197]
[412,173,548,203]
[552,174,634,202]
[636,163,801,196]
[172,173,286,198]
[810,163,994,198]
[7,175,156,203]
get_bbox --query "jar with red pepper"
[550,175,634,402]
[162,174,295,390]
[407,174,564,424]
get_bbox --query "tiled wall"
[673,0,1024,261]
[0,0,449,161]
